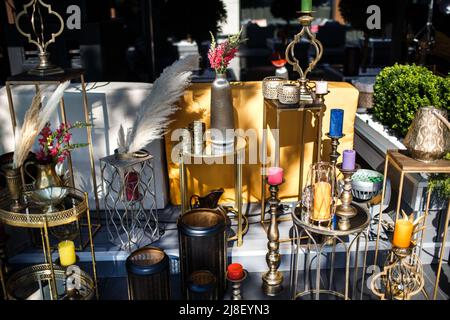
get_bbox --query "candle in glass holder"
[267,167,283,186]
[313,181,332,221]
[342,150,356,170]
[227,263,244,280]
[329,109,344,138]
[58,240,76,267]
[393,220,414,248]
[301,0,313,12]
[315,81,328,94]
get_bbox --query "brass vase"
[210,73,235,148]
[27,163,64,189]
[404,107,450,162]
[0,164,24,212]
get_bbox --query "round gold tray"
[6,264,95,300]
[0,187,87,228]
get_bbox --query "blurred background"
[0,0,449,84]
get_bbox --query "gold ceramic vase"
[404,107,450,162]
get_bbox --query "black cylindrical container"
[126,247,170,300]
[187,270,217,300]
[178,208,227,299]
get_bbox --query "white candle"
[315,81,328,94]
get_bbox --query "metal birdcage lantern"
[100,150,160,251]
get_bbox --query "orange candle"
[313,181,332,221]
[393,220,413,248]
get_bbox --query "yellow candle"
[58,240,76,267]
[393,220,413,248]
[313,181,332,221]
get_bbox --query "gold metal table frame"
[5,69,101,249]
[0,187,98,300]
[374,149,450,300]
[290,204,370,300]
[260,98,325,242]
[179,136,248,247]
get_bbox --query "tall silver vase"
[210,73,235,149]
[404,107,450,162]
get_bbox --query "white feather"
[117,124,126,153]
[37,81,71,133]
[125,54,199,153]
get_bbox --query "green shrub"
[373,64,450,137]
[373,64,450,199]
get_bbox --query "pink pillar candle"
[342,150,356,170]
[267,167,283,185]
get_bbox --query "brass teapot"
[404,107,450,162]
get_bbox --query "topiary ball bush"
[373,64,450,138]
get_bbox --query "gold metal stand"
[373,149,450,300]
[5,69,101,248]
[0,187,98,300]
[262,183,283,296]
[290,204,370,300]
[179,135,248,247]
[260,99,325,242]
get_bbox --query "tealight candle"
[342,150,356,170]
[329,109,344,138]
[227,263,244,280]
[313,181,332,221]
[315,81,328,94]
[267,167,283,186]
[393,220,414,249]
[58,240,76,267]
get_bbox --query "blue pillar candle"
[329,109,344,138]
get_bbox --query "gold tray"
[0,187,87,228]
[6,263,95,300]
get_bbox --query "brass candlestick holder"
[227,270,248,300]
[285,11,323,103]
[327,133,344,166]
[371,244,424,300]
[314,90,330,104]
[262,180,283,296]
[336,163,360,231]
[15,0,65,75]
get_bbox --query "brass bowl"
[30,187,68,213]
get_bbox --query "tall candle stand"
[262,180,283,296]
[227,270,248,300]
[336,164,360,231]
[327,133,344,166]
[285,11,323,103]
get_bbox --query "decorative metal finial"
[15,0,65,75]
[285,12,323,103]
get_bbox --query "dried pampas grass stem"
[13,81,70,169]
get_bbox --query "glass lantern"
[304,162,335,224]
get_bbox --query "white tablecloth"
[0,82,169,209]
